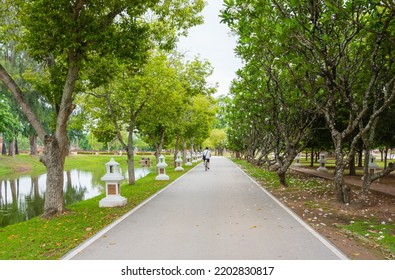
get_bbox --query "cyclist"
[202,147,211,170]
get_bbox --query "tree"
[0,94,19,153]
[205,128,227,156]
[0,0,205,218]
[221,0,395,202]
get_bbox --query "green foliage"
[0,94,20,139]
[231,158,279,189]
[0,154,46,176]
[220,0,395,193]
[204,128,227,153]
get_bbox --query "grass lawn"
[0,154,46,176]
[0,154,195,260]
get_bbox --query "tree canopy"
[0,0,207,218]
[221,0,395,199]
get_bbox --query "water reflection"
[0,167,151,228]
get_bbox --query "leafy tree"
[0,94,19,151]
[178,94,217,156]
[0,0,205,218]
[205,128,227,156]
[221,0,395,201]
[375,103,395,167]
[164,54,217,164]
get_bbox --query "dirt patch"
[13,165,32,173]
[263,171,395,260]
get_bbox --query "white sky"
[177,1,243,97]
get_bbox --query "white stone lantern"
[99,158,127,207]
[156,154,169,180]
[368,155,378,174]
[317,152,328,172]
[362,154,379,180]
[192,152,197,163]
[175,152,184,171]
[185,151,192,166]
[294,154,301,166]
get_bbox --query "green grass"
[232,158,280,188]
[0,154,46,176]
[340,220,395,256]
[0,154,195,259]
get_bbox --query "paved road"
[63,157,347,260]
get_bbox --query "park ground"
[234,159,395,260]
[0,155,394,259]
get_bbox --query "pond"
[0,166,152,228]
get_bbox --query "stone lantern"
[368,154,378,174]
[362,154,379,181]
[99,158,127,208]
[156,154,169,180]
[175,152,184,172]
[294,154,301,166]
[317,152,328,172]
[185,151,192,166]
[192,152,197,163]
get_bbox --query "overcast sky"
[177,1,243,97]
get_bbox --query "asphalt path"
[63,156,347,260]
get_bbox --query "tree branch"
[0,63,47,141]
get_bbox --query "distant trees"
[77,50,217,184]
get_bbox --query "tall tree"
[221,0,395,202]
[0,0,205,218]
[0,95,19,152]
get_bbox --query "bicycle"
[204,158,208,171]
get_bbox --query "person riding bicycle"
[202,147,211,170]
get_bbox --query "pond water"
[0,166,152,228]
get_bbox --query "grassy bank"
[0,154,196,260]
[0,154,46,176]
[0,153,155,177]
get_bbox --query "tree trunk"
[310,148,314,167]
[384,146,388,169]
[154,131,165,171]
[15,138,19,155]
[2,140,6,155]
[174,136,180,168]
[1,58,79,219]
[277,170,287,187]
[358,148,363,167]
[183,140,187,164]
[127,148,136,185]
[190,139,195,160]
[360,148,372,200]
[30,134,38,156]
[8,139,15,157]
[126,125,136,185]
[348,153,356,175]
[40,136,67,218]
[333,136,349,203]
